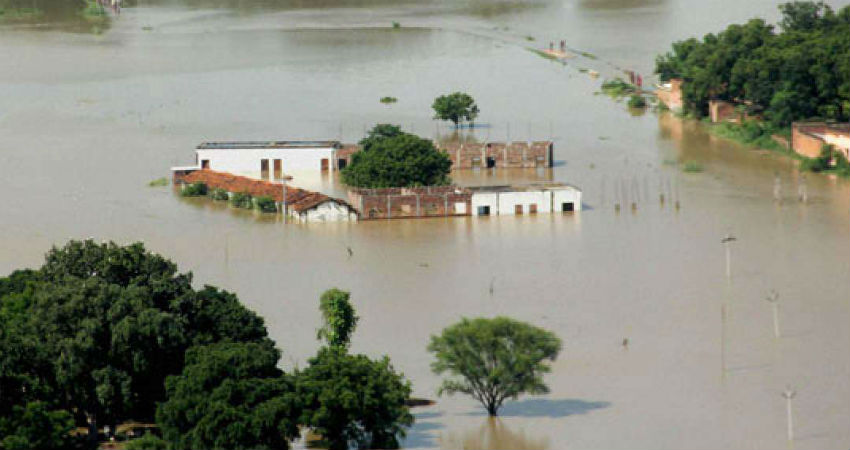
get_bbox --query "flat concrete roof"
[466,183,580,193]
[196,141,341,150]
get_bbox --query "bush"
[209,188,229,201]
[380,96,398,104]
[601,78,636,98]
[255,196,278,213]
[628,95,647,108]
[148,177,168,187]
[181,182,208,197]
[125,433,168,450]
[682,161,705,173]
[230,192,253,209]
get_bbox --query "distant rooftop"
[197,141,341,150]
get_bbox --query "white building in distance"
[191,141,341,179]
[469,183,582,216]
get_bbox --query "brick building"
[791,122,850,159]
[348,186,472,220]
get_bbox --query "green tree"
[156,342,301,450]
[341,128,452,188]
[0,401,76,450]
[317,288,359,351]
[358,123,404,152]
[427,317,562,416]
[297,349,413,450]
[0,240,272,441]
[432,92,480,126]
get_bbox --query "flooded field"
[1,0,849,448]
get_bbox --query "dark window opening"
[477,205,490,216]
[338,158,347,170]
[562,202,574,212]
[201,159,210,169]
[273,159,282,179]
[529,204,537,214]
[486,157,496,168]
[260,159,269,179]
[515,204,523,215]
[321,158,329,172]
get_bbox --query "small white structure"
[288,199,358,223]
[469,183,581,216]
[191,141,341,179]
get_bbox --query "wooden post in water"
[766,290,781,338]
[782,386,796,443]
[721,234,737,282]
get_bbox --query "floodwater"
[1,0,849,449]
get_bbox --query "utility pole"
[281,177,288,223]
[721,234,737,282]
[782,386,796,442]
[766,290,781,338]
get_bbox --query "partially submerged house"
[469,183,582,216]
[656,78,683,113]
[180,170,358,223]
[435,141,554,169]
[791,122,850,159]
[348,183,582,220]
[188,141,343,179]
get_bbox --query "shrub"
[181,182,208,197]
[209,188,229,201]
[255,196,278,213]
[628,95,647,108]
[682,161,705,173]
[148,177,168,187]
[601,78,636,98]
[230,192,253,209]
[125,433,168,450]
[392,21,400,29]
[380,96,398,104]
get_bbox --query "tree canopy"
[0,240,271,448]
[654,1,850,125]
[341,124,452,188]
[432,92,480,126]
[156,342,301,450]
[428,317,562,416]
[298,288,413,450]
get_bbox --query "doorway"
[321,158,329,172]
[201,159,210,169]
[260,159,269,179]
[514,204,523,215]
[273,159,282,179]
[486,157,496,168]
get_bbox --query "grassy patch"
[580,51,596,59]
[528,48,558,61]
[0,6,43,21]
[525,35,535,41]
[707,121,791,155]
[392,21,400,29]
[682,161,704,173]
[142,26,153,31]
[147,177,168,187]
[380,96,397,104]
[82,0,107,17]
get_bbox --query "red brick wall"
[792,124,827,158]
[348,187,472,220]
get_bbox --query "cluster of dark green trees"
[341,124,452,188]
[655,1,850,126]
[0,241,412,450]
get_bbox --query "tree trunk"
[86,413,98,445]
[486,403,498,417]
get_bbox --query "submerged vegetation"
[341,124,452,188]
[601,78,638,99]
[380,96,398,104]
[628,94,647,109]
[655,1,850,126]
[682,161,705,173]
[180,181,208,196]
[148,177,168,187]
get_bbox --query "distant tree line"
[655,1,850,126]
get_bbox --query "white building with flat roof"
[469,183,581,216]
[191,141,341,179]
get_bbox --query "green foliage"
[317,288,359,350]
[0,240,270,441]
[654,1,850,125]
[209,187,229,201]
[601,78,637,98]
[628,95,647,108]
[82,0,106,17]
[230,191,253,209]
[682,161,705,173]
[428,317,561,416]
[0,401,76,450]
[125,433,169,450]
[391,21,400,28]
[157,342,301,450]
[255,196,277,213]
[708,120,790,153]
[148,177,168,187]
[380,96,398,104]
[180,182,208,197]
[298,348,413,450]
[341,125,452,188]
[432,92,480,126]
[800,143,850,175]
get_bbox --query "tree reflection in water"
[440,417,549,450]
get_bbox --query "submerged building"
[468,183,582,216]
[189,141,343,179]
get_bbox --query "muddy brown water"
[1,0,849,448]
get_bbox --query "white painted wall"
[196,147,336,177]
[552,189,582,212]
[497,191,552,215]
[471,192,499,215]
[291,201,357,223]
